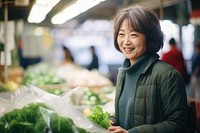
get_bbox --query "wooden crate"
[0,66,24,84]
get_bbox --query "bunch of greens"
[88,106,110,129]
[0,102,88,133]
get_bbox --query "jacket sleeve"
[136,69,188,133]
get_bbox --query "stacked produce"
[56,68,113,88]
[22,63,66,86]
[45,88,66,95]
[81,88,111,106]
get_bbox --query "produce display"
[0,102,88,133]
[22,63,66,86]
[0,81,20,92]
[0,62,116,133]
[0,85,108,133]
[56,67,113,88]
[81,88,111,106]
[45,88,66,95]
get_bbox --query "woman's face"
[117,19,146,64]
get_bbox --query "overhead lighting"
[28,0,60,23]
[51,0,106,25]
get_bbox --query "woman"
[108,5,187,133]
[88,45,99,70]
[61,46,74,65]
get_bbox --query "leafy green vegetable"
[22,102,48,123]
[9,121,34,133]
[88,106,110,129]
[0,102,89,133]
[51,113,75,133]
[77,126,90,133]
[34,117,47,133]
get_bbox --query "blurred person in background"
[59,45,85,70]
[60,46,74,65]
[57,46,82,74]
[88,45,99,70]
[191,41,200,74]
[108,5,187,133]
[56,45,84,83]
[161,37,190,85]
[189,61,200,100]
[189,41,200,100]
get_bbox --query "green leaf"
[88,106,110,129]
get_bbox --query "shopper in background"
[108,5,187,133]
[60,46,74,65]
[189,61,200,100]
[59,45,83,69]
[161,37,190,85]
[189,41,200,100]
[88,45,99,70]
[58,45,81,71]
[191,41,200,74]
[57,45,83,81]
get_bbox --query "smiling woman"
[108,4,188,133]
[117,19,146,65]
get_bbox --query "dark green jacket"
[115,54,187,133]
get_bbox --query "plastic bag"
[0,98,8,116]
[0,85,107,133]
[56,86,107,133]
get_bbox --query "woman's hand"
[107,126,128,133]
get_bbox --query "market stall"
[0,61,115,132]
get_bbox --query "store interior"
[0,0,200,132]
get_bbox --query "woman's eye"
[131,33,137,37]
[118,33,124,36]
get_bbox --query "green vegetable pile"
[45,88,65,95]
[0,102,89,133]
[82,89,110,106]
[22,63,66,85]
[88,106,110,129]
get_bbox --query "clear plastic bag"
[0,85,107,133]
[0,98,8,116]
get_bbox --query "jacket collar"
[119,53,159,74]
[142,53,159,73]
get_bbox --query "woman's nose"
[124,36,131,44]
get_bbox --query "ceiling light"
[51,0,106,25]
[28,0,60,23]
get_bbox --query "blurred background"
[0,0,199,86]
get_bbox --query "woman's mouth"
[124,47,134,52]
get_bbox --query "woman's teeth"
[124,48,133,51]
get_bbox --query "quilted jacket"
[114,54,187,133]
